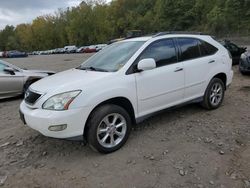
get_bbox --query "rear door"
[0,63,24,97]
[134,39,185,117]
[176,38,218,101]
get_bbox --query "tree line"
[0,0,249,51]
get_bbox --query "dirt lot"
[0,54,250,188]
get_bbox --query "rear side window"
[139,39,177,67]
[199,40,218,56]
[177,38,200,61]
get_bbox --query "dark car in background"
[239,51,250,75]
[6,50,28,58]
[221,40,247,65]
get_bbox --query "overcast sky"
[0,0,86,29]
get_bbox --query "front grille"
[25,89,42,105]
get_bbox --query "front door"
[134,39,185,117]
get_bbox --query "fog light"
[48,124,67,131]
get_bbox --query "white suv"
[20,33,233,153]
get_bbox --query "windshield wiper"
[77,66,109,72]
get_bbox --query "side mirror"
[137,58,156,72]
[4,67,15,75]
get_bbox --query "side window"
[177,38,200,61]
[199,40,218,56]
[139,39,177,67]
[0,63,7,73]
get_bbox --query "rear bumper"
[20,101,91,139]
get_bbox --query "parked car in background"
[54,48,66,54]
[83,45,98,53]
[221,40,247,65]
[2,51,8,58]
[64,45,78,53]
[78,44,107,53]
[239,51,250,75]
[0,52,3,58]
[20,33,233,153]
[76,46,88,53]
[96,44,107,51]
[0,60,55,99]
[6,50,28,58]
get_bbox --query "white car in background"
[20,33,233,153]
[96,44,107,51]
[64,45,78,53]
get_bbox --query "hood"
[30,68,112,93]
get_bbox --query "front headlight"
[42,90,81,110]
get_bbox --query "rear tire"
[86,104,131,154]
[202,78,225,110]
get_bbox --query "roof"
[122,36,152,42]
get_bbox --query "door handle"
[208,60,215,64]
[174,67,183,72]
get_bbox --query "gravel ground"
[0,54,250,188]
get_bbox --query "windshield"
[78,41,145,72]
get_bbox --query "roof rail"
[153,31,206,37]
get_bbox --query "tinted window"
[177,38,200,61]
[139,39,177,67]
[199,40,218,56]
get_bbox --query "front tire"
[87,104,132,154]
[202,78,225,110]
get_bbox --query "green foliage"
[0,0,249,51]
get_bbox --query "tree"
[0,0,249,51]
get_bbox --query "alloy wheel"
[209,82,223,106]
[97,113,127,148]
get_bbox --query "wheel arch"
[212,73,227,89]
[83,97,136,140]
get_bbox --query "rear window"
[199,40,218,56]
[177,38,200,61]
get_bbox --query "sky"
[0,0,87,29]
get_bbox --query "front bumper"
[19,101,91,139]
